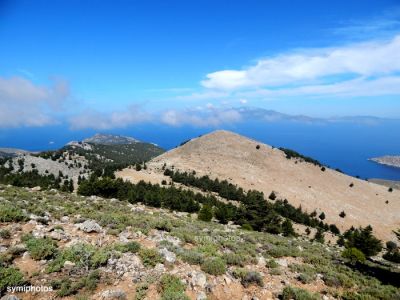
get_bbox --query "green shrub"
[241,271,264,287]
[179,249,204,265]
[201,257,226,275]
[298,272,313,284]
[223,253,247,266]
[54,271,100,297]
[25,236,58,260]
[282,286,320,300]
[198,205,213,222]
[0,229,11,239]
[0,266,25,294]
[266,259,279,268]
[139,248,163,268]
[241,223,253,231]
[0,204,26,222]
[47,243,109,273]
[158,274,189,300]
[342,247,366,264]
[342,226,382,257]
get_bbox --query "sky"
[1,0,400,131]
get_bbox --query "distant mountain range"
[82,133,140,145]
[0,148,31,158]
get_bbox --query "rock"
[257,256,266,266]
[1,295,20,300]
[107,253,143,277]
[151,263,166,278]
[60,216,70,222]
[49,230,68,241]
[31,186,41,192]
[101,289,127,300]
[78,220,102,233]
[159,247,176,263]
[118,230,134,243]
[196,291,207,300]
[0,246,7,253]
[190,271,207,289]
[276,258,288,268]
[64,260,76,270]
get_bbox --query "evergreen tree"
[282,219,296,237]
[313,228,325,243]
[198,205,213,222]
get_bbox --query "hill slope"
[149,130,400,240]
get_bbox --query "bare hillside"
[148,130,400,241]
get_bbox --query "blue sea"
[1,120,400,180]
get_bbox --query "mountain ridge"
[147,130,400,241]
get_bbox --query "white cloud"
[69,106,152,130]
[237,76,400,99]
[160,108,242,127]
[201,35,400,91]
[0,76,69,128]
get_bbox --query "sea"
[1,120,400,180]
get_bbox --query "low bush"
[0,266,25,294]
[179,249,204,265]
[342,247,366,264]
[158,274,189,300]
[139,248,163,268]
[282,286,320,300]
[241,271,264,287]
[201,257,226,275]
[0,204,26,222]
[0,229,11,239]
[24,236,58,260]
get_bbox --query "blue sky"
[1,0,400,130]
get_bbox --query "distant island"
[369,155,400,168]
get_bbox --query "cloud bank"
[200,35,400,98]
[0,76,70,128]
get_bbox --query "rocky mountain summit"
[0,148,31,159]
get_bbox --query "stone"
[64,260,76,270]
[31,186,41,192]
[49,231,67,241]
[60,216,70,222]
[257,256,266,266]
[100,289,127,300]
[1,295,20,300]
[159,247,176,263]
[190,271,207,289]
[196,291,207,300]
[78,220,102,233]
[276,258,288,268]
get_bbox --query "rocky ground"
[1,185,399,300]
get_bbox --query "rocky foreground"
[1,185,399,300]
[369,155,400,168]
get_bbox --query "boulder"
[78,220,102,233]
[159,247,176,263]
[100,289,127,300]
[190,271,207,289]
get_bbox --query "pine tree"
[198,205,213,222]
[314,228,325,243]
